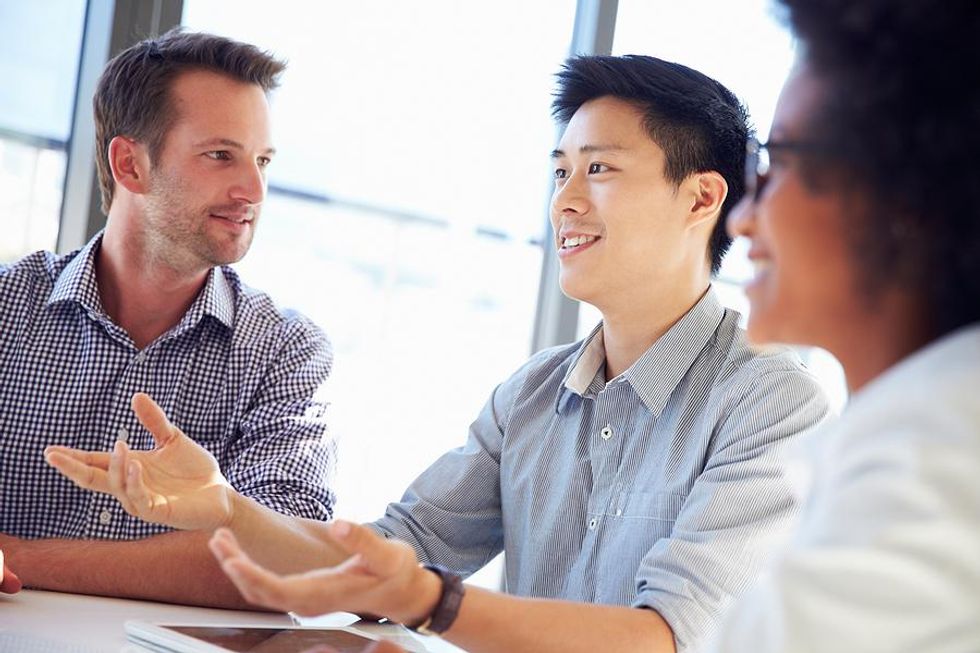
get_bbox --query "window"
[0,0,86,262]
[600,0,847,409]
[181,2,578,542]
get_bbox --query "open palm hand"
[45,392,234,531]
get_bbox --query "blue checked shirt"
[373,289,831,653]
[0,235,335,540]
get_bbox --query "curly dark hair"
[552,55,752,275]
[779,0,980,336]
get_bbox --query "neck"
[97,221,210,350]
[599,281,711,380]
[824,292,933,395]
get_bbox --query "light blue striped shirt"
[373,289,830,652]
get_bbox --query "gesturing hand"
[44,392,234,531]
[210,521,441,626]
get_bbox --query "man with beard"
[0,30,335,608]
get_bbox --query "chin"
[557,277,595,305]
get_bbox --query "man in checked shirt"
[50,55,832,651]
[0,30,335,607]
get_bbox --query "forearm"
[227,491,348,574]
[441,586,676,653]
[4,530,254,608]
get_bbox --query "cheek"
[777,194,851,287]
[754,191,857,341]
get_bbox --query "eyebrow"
[193,137,276,156]
[550,143,630,158]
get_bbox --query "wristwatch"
[407,564,465,636]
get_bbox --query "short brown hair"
[93,29,286,214]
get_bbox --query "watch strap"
[409,564,465,636]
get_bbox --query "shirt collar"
[46,233,236,331]
[46,234,105,314]
[558,289,726,417]
[186,266,236,330]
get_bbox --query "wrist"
[222,485,245,530]
[397,565,442,626]
[403,565,465,636]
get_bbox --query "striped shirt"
[373,289,831,652]
[0,235,336,540]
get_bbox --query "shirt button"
[134,351,146,364]
[600,425,613,440]
[99,510,112,525]
[116,427,129,443]
[588,517,598,530]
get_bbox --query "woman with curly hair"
[711,0,980,650]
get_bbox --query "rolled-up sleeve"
[224,317,336,521]
[370,359,530,576]
[634,365,831,652]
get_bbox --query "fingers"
[327,521,411,578]
[209,528,244,564]
[44,449,111,493]
[131,393,178,448]
[366,643,407,653]
[210,527,412,619]
[0,552,23,594]
[211,533,296,612]
[299,643,407,653]
[124,459,160,519]
[108,440,136,514]
[1,566,22,594]
[210,529,354,616]
[43,446,111,470]
[224,556,295,611]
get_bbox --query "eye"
[554,168,567,180]
[205,151,231,161]
[588,162,609,174]
[257,156,272,168]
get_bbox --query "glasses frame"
[745,138,827,202]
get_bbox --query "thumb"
[131,392,180,448]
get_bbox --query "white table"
[0,589,462,653]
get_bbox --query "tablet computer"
[124,620,383,653]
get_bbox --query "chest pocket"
[621,490,686,522]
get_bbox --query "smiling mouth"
[210,213,252,224]
[560,235,600,250]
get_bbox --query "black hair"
[779,0,980,335]
[552,54,752,274]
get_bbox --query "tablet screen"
[164,626,378,653]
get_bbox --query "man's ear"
[684,171,728,230]
[107,136,151,195]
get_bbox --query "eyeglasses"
[744,138,826,202]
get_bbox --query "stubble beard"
[142,168,257,274]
